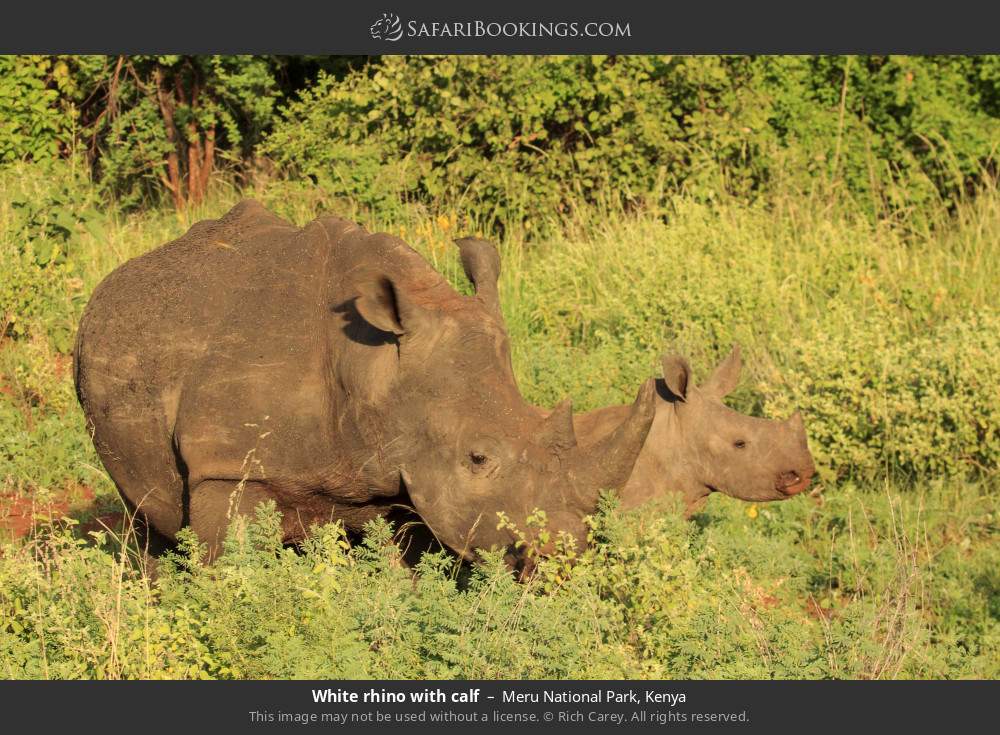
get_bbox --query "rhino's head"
[350,236,655,562]
[648,346,816,505]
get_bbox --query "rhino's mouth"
[776,470,813,497]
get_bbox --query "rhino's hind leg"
[188,479,275,562]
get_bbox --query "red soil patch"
[51,353,72,381]
[0,483,98,540]
[805,595,841,621]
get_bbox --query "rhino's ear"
[455,237,501,314]
[701,344,742,399]
[661,354,692,401]
[354,275,428,336]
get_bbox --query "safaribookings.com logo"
[369,13,631,41]
[370,13,404,41]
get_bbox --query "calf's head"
[351,236,655,561]
[655,347,816,503]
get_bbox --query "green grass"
[0,160,997,678]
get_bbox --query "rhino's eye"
[734,440,747,449]
[468,451,495,475]
[466,439,501,476]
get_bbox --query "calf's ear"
[354,275,429,336]
[661,354,692,401]
[701,344,742,399]
[455,237,501,315]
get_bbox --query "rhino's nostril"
[779,471,800,487]
[776,470,812,496]
[776,471,800,490]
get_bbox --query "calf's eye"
[470,452,488,465]
[734,440,747,449]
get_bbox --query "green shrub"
[2,483,996,679]
[1,159,101,350]
[764,309,1000,482]
[4,55,998,224]
[264,55,1000,232]
[73,55,282,208]
[0,57,76,164]
[0,335,100,494]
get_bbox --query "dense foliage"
[76,55,280,209]
[0,55,362,209]
[265,56,1000,228]
[2,55,998,228]
[2,489,996,679]
[0,57,79,164]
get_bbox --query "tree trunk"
[187,119,202,206]
[154,66,184,210]
[154,60,216,209]
[200,126,216,199]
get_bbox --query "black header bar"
[2,0,999,54]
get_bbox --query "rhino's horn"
[582,379,656,493]
[787,411,805,431]
[535,398,577,453]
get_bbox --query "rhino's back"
[74,201,346,535]
[78,200,300,367]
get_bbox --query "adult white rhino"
[74,201,655,561]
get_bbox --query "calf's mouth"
[775,469,813,497]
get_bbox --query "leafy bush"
[72,55,282,208]
[0,334,97,493]
[4,55,998,224]
[1,485,996,679]
[264,55,1000,231]
[1,159,100,350]
[0,57,76,164]
[764,310,1000,481]
[0,55,365,210]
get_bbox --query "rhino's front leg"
[188,479,275,562]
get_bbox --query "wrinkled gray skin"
[74,201,655,563]
[572,347,817,515]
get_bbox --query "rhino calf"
[574,346,816,515]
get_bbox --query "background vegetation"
[0,55,997,679]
